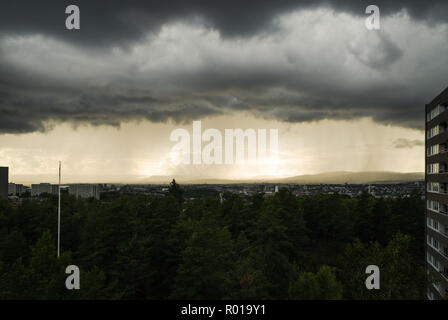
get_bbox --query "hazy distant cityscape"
[2,165,424,203]
[104,181,425,199]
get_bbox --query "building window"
[434,238,439,249]
[428,182,440,192]
[427,163,440,173]
[444,267,448,277]
[427,145,440,157]
[427,217,440,230]
[427,105,445,122]
[427,125,441,139]
[428,252,440,270]
[433,281,442,293]
[428,289,435,300]
[427,200,440,212]
[428,235,439,250]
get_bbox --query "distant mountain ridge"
[144,171,424,185]
[270,171,424,184]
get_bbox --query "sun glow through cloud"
[0,114,423,184]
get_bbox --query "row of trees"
[0,181,425,299]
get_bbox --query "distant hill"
[144,171,424,185]
[270,171,424,184]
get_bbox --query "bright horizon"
[1,115,424,185]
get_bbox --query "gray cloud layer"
[1,1,448,133]
[2,1,448,45]
[393,138,424,149]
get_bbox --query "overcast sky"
[1,1,445,183]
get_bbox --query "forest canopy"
[0,181,425,300]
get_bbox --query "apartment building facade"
[426,86,448,299]
[8,183,24,196]
[0,167,8,198]
[31,183,59,197]
[68,184,100,200]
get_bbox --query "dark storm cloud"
[0,78,222,133]
[1,1,448,48]
[0,0,447,133]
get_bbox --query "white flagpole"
[57,161,61,258]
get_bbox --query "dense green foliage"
[0,182,425,299]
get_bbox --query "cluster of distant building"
[0,166,100,200]
[114,181,424,199]
[1,165,424,203]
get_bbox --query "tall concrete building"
[8,183,24,196]
[0,167,8,198]
[69,184,100,200]
[31,183,59,197]
[426,86,448,299]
